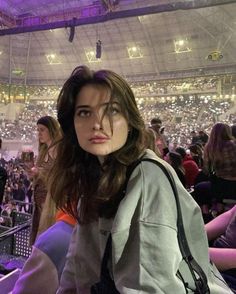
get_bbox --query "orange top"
[55,210,77,226]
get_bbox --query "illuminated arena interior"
[0,1,236,292]
[0,0,235,154]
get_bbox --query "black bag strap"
[99,157,210,294]
[100,233,113,280]
[139,158,210,294]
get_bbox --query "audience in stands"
[0,92,234,150]
[175,146,199,188]
[198,130,209,146]
[190,130,200,145]
[189,143,204,169]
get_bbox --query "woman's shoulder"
[225,139,236,146]
[223,140,236,152]
[125,150,168,183]
[35,221,74,254]
[126,149,178,195]
[138,149,173,175]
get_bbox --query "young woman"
[27,115,62,244]
[204,123,236,212]
[49,66,231,293]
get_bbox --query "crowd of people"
[0,96,234,152]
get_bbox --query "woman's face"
[74,84,129,163]
[37,124,51,146]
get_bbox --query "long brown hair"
[49,65,150,224]
[36,116,62,165]
[204,122,233,172]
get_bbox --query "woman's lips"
[89,136,109,143]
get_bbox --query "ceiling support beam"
[0,9,15,28]
[0,0,235,36]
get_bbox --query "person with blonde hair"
[26,115,62,244]
[12,116,76,294]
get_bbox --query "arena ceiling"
[0,0,236,85]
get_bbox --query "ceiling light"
[174,38,191,53]
[207,50,223,61]
[12,69,24,76]
[85,50,101,62]
[127,45,143,59]
[46,54,62,65]
[177,40,185,46]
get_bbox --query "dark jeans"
[193,177,236,206]
[192,181,213,206]
[211,176,236,202]
[221,272,236,293]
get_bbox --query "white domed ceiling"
[0,0,236,85]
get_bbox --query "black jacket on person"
[0,166,7,204]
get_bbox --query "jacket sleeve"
[112,160,203,293]
[12,246,58,294]
[56,225,78,294]
[57,222,101,294]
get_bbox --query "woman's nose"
[92,113,103,130]
[93,121,103,130]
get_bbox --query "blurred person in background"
[150,117,169,158]
[190,130,200,145]
[146,127,161,157]
[165,151,186,187]
[189,144,204,169]
[0,164,7,205]
[198,130,209,146]
[204,122,236,214]
[231,125,236,139]
[12,181,26,211]
[175,146,199,188]
[25,115,62,244]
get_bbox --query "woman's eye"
[109,107,120,115]
[77,110,90,117]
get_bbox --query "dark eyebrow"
[75,101,120,110]
[75,105,90,110]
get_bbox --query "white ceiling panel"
[0,0,235,84]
